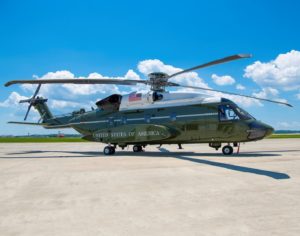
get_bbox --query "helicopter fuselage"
[43,92,274,148]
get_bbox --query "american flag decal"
[129,92,142,102]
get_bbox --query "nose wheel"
[222,145,233,155]
[104,146,115,155]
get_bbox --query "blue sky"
[0,0,300,135]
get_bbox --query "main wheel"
[222,145,233,155]
[104,146,115,155]
[133,145,142,152]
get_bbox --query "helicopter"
[4,54,292,155]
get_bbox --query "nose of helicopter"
[265,125,274,137]
[247,121,274,140]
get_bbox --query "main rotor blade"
[174,84,293,107]
[5,78,149,87]
[168,54,251,79]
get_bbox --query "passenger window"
[122,117,127,124]
[219,105,239,121]
[153,92,163,101]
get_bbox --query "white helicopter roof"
[119,91,221,111]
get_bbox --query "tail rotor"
[19,84,48,120]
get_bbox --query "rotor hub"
[147,72,169,92]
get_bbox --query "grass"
[0,137,87,143]
[267,134,300,139]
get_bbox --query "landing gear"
[133,145,143,152]
[209,142,221,151]
[103,146,115,155]
[222,145,233,155]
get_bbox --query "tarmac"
[0,139,300,236]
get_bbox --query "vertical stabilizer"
[33,98,53,121]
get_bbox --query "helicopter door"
[218,104,239,138]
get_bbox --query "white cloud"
[138,59,180,76]
[61,72,121,96]
[252,87,279,99]
[296,92,300,100]
[244,50,300,91]
[211,74,235,86]
[137,59,209,93]
[236,84,245,90]
[252,87,288,105]
[0,92,28,107]
[276,121,300,130]
[49,99,85,110]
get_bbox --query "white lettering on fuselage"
[93,130,161,139]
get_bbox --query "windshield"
[219,105,239,121]
[219,104,254,121]
[234,106,255,120]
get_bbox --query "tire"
[133,145,142,152]
[104,146,115,155]
[222,145,233,155]
[110,146,115,154]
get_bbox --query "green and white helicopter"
[5,54,292,155]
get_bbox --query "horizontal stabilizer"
[8,121,72,129]
[8,121,47,126]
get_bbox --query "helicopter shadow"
[155,148,290,180]
[3,148,290,180]
[5,149,280,158]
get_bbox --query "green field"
[0,134,299,143]
[267,134,300,139]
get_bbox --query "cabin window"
[122,117,127,124]
[218,105,239,121]
[144,115,151,123]
[107,117,114,126]
[153,92,163,101]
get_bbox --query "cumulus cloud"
[276,121,300,130]
[236,84,245,90]
[244,50,300,91]
[138,59,209,92]
[252,87,279,98]
[252,87,288,105]
[4,58,269,122]
[0,92,28,107]
[211,74,235,86]
[61,72,121,96]
[138,59,180,76]
[49,99,86,110]
[296,92,300,100]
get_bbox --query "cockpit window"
[234,106,255,120]
[219,104,255,121]
[219,105,239,121]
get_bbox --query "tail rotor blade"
[32,84,42,98]
[24,104,32,121]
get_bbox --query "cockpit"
[96,94,122,111]
[218,103,254,121]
